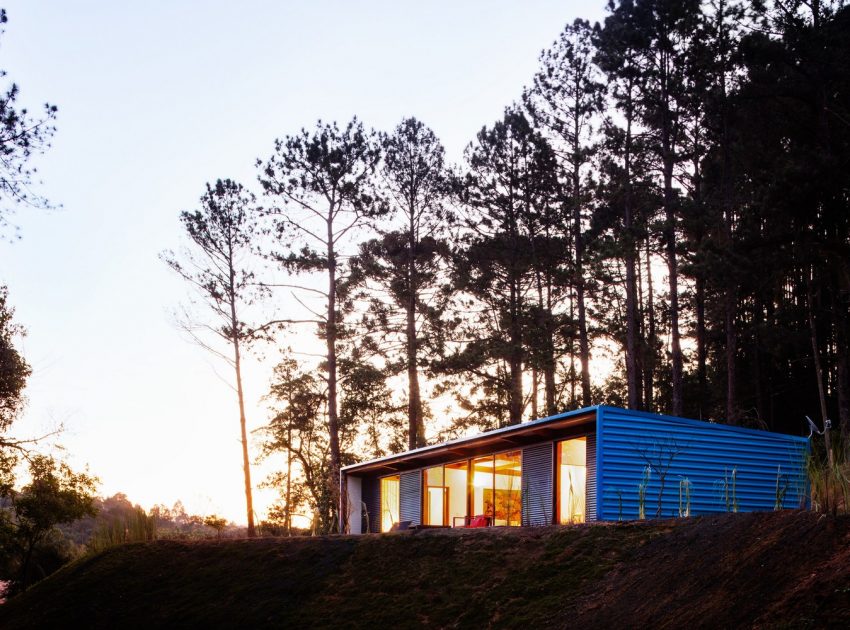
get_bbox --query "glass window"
[445,461,469,527]
[557,438,587,524]
[423,465,446,526]
[470,452,522,527]
[471,455,494,522]
[423,452,523,528]
[380,475,400,533]
[493,451,522,526]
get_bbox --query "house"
[340,405,809,534]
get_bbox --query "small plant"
[722,467,739,513]
[678,478,691,518]
[637,466,651,520]
[774,466,788,511]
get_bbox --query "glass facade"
[375,438,590,531]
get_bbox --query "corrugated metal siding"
[597,407,809,521]
[586,432,597,522]
[522,443,554,526]
[399,470,421,526]
[361,476,380,533]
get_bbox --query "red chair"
[466,515,491,528]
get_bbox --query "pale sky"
[0,0,605,525]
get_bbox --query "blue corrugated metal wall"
[596,407,809,521]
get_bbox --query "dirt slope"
[0,511,847,629]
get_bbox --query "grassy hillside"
[1,511,848,629]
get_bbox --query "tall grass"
[807,433,850,515]
[88,507,157,554]
[678,478,691,518]
[637,467,650,520]
[722,467,739,513]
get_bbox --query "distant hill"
[1,511,847,628]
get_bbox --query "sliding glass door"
[380,475,400,532]
[557,437,587,524]
[423,465,446,526]
[470,451,521,526]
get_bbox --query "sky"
[0,0,606,525]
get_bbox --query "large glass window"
[424,462,469,527]
[424,452,522,527]
[470,451,522,526]
[471,455,494,521]
[380,475,400,533]
[493,451,522,526]
[557,438,587,524]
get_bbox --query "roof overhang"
[341,406,598,477]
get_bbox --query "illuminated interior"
[421,451,522,527]
[557,437,587,524]
[380,475,400,532]
[445,460,468,527]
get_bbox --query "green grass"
[1,511,848,629]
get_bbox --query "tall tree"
[0,9,58,237]
[0,286,31,443]
[527,18,605,409]
[261,353,332,534]
[595,3,647,410]
[162,179,260,537]
[351,118,451,449]
[450,108,558,427]
[258,118,383,530]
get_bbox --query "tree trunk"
[326,210,343,532]
[509,279,524,425]
[286,421,293,536]
[836,299,850,442]
[531,368,539,419]
[807,271,833,466]
[230,285,255,538]
[696,275,707,418]
[664,162,684,417]
[624,100,640,410]
[573,158,592,408]
[644,236,656,411]
[406,306,423,449]
[406,207,424,449]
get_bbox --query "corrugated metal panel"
[361,476,380,533]
[597,407,809,521]
[399,470,421,526]
[522,443,554,526]
[586,432,597,523]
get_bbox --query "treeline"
[168,1,850,533]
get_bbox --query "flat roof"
[341,405,599,476]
